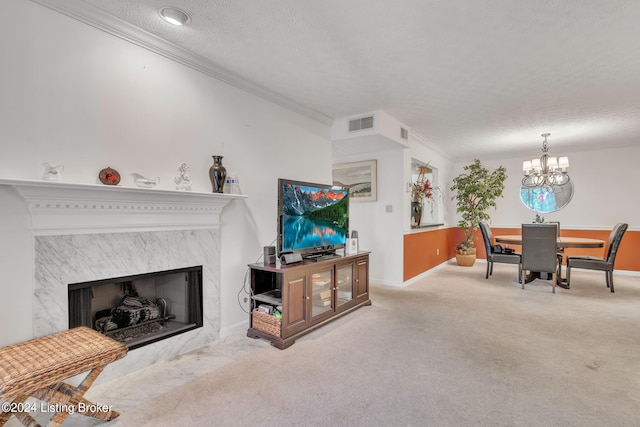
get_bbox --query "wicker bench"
[0,327,128,427]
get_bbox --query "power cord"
[237,237,276,314]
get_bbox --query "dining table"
[493,235,605,288]
[493,235,605,249]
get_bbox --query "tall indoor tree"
[450,159,507,265]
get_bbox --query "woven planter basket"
[252,310,281,337]
[456,247,477,267]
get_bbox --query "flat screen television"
[277,178,349,259]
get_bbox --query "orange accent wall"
[404,227,640,282]
[404,227,458,281]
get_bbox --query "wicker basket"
[252,309,281,337]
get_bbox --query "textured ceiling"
[37,0,640,160]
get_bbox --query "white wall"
[405,134,455,230]
[332,133,456,287]
[333,149,405,286]
[453,145,640,230]
[0,0,332,345]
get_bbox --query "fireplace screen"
[68,266,203,349]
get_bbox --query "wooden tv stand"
[247,252,371,349]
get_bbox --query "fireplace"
[0,178,245,382]
[68,266,203,350]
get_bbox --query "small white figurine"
[42,162,64,181]
[130,173,160,188]
[174,163,192,191]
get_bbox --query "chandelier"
[522,133,569,191]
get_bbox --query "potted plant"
[411,166,433,227]
[450,159,507,266]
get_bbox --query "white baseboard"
[220,319,249,338]
[370,277,403,287]
[401,259,454,287]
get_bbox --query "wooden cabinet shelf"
[247,252,371,349]
[251,290,282,306]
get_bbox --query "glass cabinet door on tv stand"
[310,267,333,321]
[336,262,354,310]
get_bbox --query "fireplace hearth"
[68,266,203,350]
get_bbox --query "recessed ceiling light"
[159,7,191,26]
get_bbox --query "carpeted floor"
[108,262,640,427]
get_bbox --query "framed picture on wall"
[332,160,377,202]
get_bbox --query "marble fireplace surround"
[1,178,245,382]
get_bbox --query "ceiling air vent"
[348,116,374,132]
[400,127,409,140]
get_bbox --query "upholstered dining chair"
[548,220,565,279]
[479,222,521,281]
[566,223,628,293]
[521,223,559,293]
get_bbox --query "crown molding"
[30,0,333,126]
[410,131,452,161]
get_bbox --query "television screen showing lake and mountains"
[281,182,348,252]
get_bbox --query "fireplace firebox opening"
[68,266,203,350]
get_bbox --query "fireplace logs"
[68,266,203,349]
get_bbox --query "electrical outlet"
[385,205,392,213]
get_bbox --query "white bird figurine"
[42,162,64,181]
[130,173,160,188]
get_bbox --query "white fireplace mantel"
[0,178,247,236]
